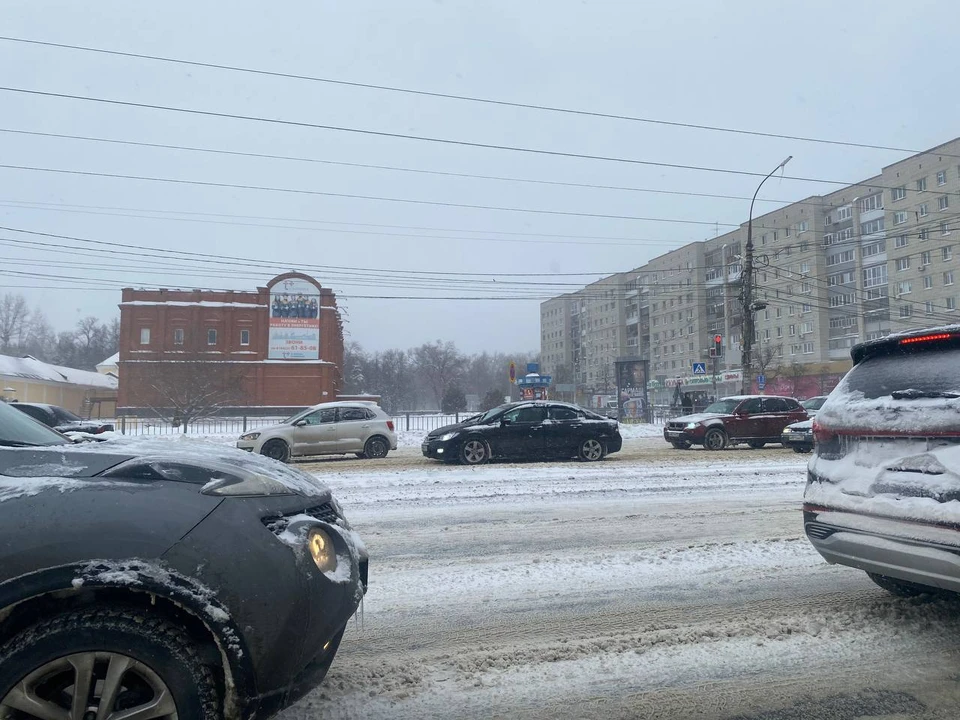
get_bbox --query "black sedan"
[10,402,115,435]
[781,418,814,453]
[0,400,367,720]
[422,401,622,464]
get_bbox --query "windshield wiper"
[891,389,960,400]
[0,440,46,447]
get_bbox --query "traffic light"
[711,334,724,358]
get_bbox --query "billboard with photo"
[615,357,649,420]
[268,277,321,360]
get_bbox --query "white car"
[237,401,398,462]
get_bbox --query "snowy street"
[280,439,960,720]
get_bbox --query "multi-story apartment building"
[539,295,574,383]
[540,135,960,402]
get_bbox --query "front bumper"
[663,427,704,444]
[803,507,960,593]
[236,439,259,453]
[781,431,813,450]
[421,437,456,460]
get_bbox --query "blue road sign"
[757,374,766,390]
[692,362,707,375]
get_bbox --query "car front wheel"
[0,607,219,720]
[671,441,692,450]
[579,438,606,461]
[703,428,728,451]
[460,438,489,465]
[260,438,290,463]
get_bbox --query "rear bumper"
[803,508,960,592]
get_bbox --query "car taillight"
[899,332,957,346]
[386,420,395,431]
[811,420,832,443]
[812,420,843,458]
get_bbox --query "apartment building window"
[789,325,796,336]
[943,246,953,262]
[790,345,798,356]
[948,297,958,311]
[800,262,810,273]
[917,177,928,192]
[939,196,950,211]
[921,250,932,266]
[919,203,929,217]
[240,329,250,346]
[827,250,856,266]
[894,211,907,225]
[801,282,813,294]
[920,228,931,241]
[830,294,854,307]
[923,275,934,289]
[772,231,778,242]
[828,271,854,286]
[207,329,218,345]
[891,186,907,202]
[942,222,951,236]
[802,342,815,354]
[945,271,955,286]
[788,305,795,316]
[776,307,783,318]
[859,194,883,212]
[822,233,835,247]
[764,329,771,341]
[860,218,885,235]
[938,171,947,186]
[896,257,911,272]
[895,235,909,248]
[802,303,812,313]
[900,305,912,318]
[895,281,912,296]
[785,226,792,238]
[797,220,808,233]
[926,300,935,315]
[139,328,151,345]
[800,241,809,252]
[776,326,783,338]
[824,215,832,226]
[173,328,184,345]
[800,322,813,334]
[863,264,887,288]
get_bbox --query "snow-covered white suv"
[804,326,960,597]
[237,401,397,462]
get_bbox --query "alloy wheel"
[1,651,178,720]
[462,439,487,464]
[581,438,604,461]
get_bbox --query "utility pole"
[741,156,793,395]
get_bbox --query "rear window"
[844,347,960,399]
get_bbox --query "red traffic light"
[714,334,722,344]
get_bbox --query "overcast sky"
[2,0,959,355]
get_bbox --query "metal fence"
[115,416,288,436]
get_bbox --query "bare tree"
[413,340,463,409]
[0,293,29,352]
[145,359,249,432]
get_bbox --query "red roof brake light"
[899,332,956,346]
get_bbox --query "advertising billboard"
[268,278,320,360]
[615,357,650,421]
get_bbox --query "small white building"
[0,354,118,417]
[96,352,119,377]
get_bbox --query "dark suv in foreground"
[664,395,807,450]
[0,401,367,719]
[804,326,960,597]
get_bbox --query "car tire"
[362,436,390,459]
[671,441,692,450]
[0,607,219,720]
[703,428,727,451]
[260,438,290,463]
[793,446,811,454]
[747,441,766,449]
[867,572,937,598]
[459,437,489,465]
[579,438,606,461]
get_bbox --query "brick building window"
[173,328,184,345]
[139,328,150,345]
[207,329,218,345]
[240,329,250,346]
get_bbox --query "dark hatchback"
[422,401,622,464]
[10,402,114,435]
[804,326,960,597]
[664,395,807,450]
[0,401,367,720]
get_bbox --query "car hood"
[427,418,491,437]
[672,413,726,424]
[785,419,813,431]
[0,437,330,497]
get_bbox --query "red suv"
[664,395,807,450]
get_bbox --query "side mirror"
[294,419,308,427]
[500,418,512,426]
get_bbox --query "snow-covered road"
[280,441,960,719]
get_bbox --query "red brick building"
[117,272,344,412]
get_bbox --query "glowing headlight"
[239,432,261,441]
[308,527,337,573]
[685,422,698,430]
[440,431,459,442]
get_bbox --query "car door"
[336,407,372,453]
[490,405,546,459]
[290,407,338,456]
[729,398,766,439]
[542,405,583,457]
[760,397,793,439]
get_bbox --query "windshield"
[478,404,513,423]
[844,348,960,399]
[801,397,827,410]
[53,407,84,423]
[0,402,70,447]
[703,399,740,414]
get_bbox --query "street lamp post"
[741,156,792,395]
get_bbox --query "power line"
[0,86,848,186]
[0,163,740,228]
[0,35,936,156]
